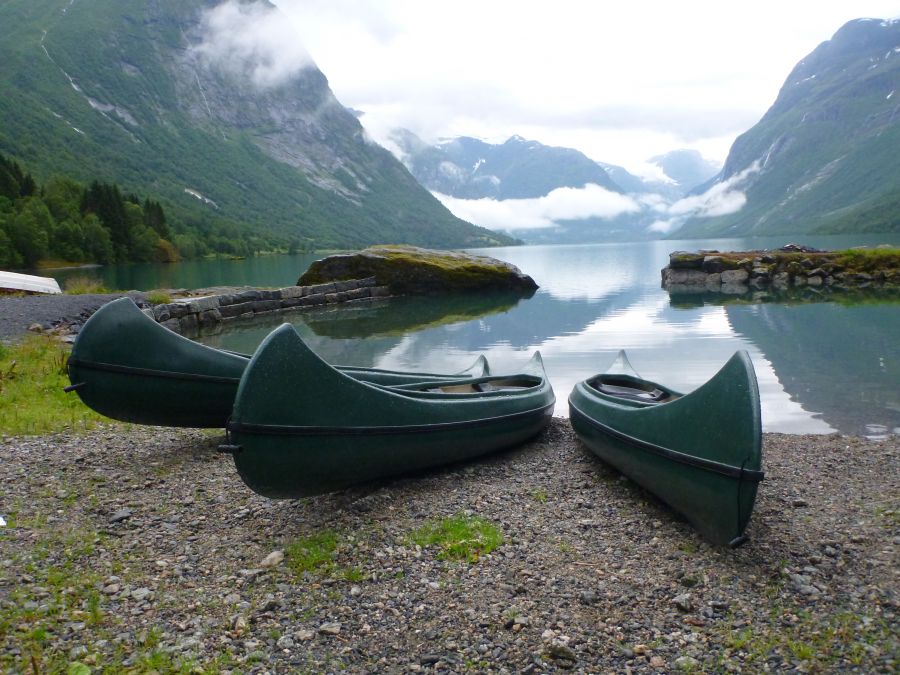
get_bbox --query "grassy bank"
[0,335,107,436]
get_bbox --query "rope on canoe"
[226,402,555,437]
[569,403,765,483]
[67,357,241,384]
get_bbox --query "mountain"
[390,131,623,199]
[0,0,512,250]
[676,18,900,237]
[648,150,720,193]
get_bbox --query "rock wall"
[662,251,900,295]
[146,277,388,336]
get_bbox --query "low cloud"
[193,1,313,88]
[649,162,759,233]
[435,184,640,232]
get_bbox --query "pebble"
[1,421,896,673]
[672,593,693,612]
[578,590,598,605]
[675,655,699,669]
[260,550,284,568]
[109,508,133,523]
[130,588,152,602]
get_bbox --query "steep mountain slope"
[0,0,511,249]
[677,18,900,237]
[391,132,623,199]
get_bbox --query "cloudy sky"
[268,0,900,176]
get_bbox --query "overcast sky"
[267,0,899,176]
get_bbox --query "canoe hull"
[227,323,555,498]
[67,298,490,428]
[231,407,553,498]
[568,351,763,546]
[67,298,246,427]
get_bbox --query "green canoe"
[66,297,489,428]
[568,350,763,547]
[222,323,555,498]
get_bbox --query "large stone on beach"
[298,245,538,295]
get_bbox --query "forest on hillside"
[0,153,285,270]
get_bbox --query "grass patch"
[833,247,900,273]
[146,290,172,305]
[0,335,108,435]
[711,607,895,671]
[408,513,503,563]
[62,275,109,295]
[531,489,548,504]
[285,531,339,576]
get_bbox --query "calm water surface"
[49,235,900,435]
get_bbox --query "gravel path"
[1,421,896,673]
[0,293,145,341]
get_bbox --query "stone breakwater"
[661,249,900,295]
[146,277,388,336]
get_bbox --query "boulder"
[298,245,538,295]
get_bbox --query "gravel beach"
[0,293,145,341]
[1,420,896,673]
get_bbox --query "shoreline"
[1,420,896,672]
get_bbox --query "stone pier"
[145,277,389,335]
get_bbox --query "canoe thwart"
[63,382,86,393]
[217,444,243,454]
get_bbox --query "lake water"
[47,235,900,435]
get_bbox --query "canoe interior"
[587,374,680,405]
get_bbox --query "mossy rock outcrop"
[662,244,900,295]
[298,245,538,295]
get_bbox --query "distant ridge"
[676,18,900,237]
[390,131,623,199]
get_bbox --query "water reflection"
[196,236,899,435]
[303,291,532,339]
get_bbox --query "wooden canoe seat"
[427,378,534,394]
[593,377,672,402]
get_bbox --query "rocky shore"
[661,245,900,296]
[1,421,896,673]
